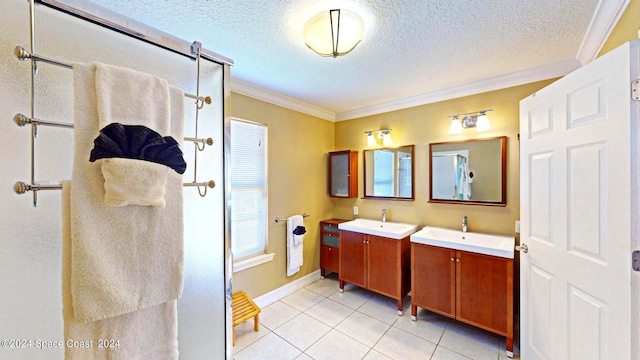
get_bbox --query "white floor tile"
[373,327,437,359]
[305,329,370,360]
[328,286,374,310]
[431,346,472,360]
[305,298,354,327]
[362,349,392,360]
[393,308,450,344]
[295,353,313,360]
[305,275,340,297]
[335,311,391,348]
[273,313,331,351]
[260,301,301,330]
[357,294,405,325]
[439,322,501,360]
[234,332,301,360]
[281,289,325,312]
[233,320,271,353]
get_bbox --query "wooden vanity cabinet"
[410,244,456,318]
[412,243,513,354]
[319,219,348,278]
[328,150,358,198]
[339,230,411,313]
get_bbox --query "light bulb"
[476,114,491,132]
[382,132,393,146]
[449,117,462,134]
[367,133,377,146]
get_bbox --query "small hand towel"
[62,181,179,360]
[286,215,304,276]
[101,158,169,207]
[71,63,184,322]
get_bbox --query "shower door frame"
[32,1,234,358]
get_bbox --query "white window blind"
[230,118,268,260]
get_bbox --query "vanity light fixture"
[303,9,365,58]
[448,109,493,134]
[364,129,393,146]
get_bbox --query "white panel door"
[520,41,638,359]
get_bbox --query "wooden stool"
[232,291,261,346]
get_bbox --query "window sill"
[233,253,275,273]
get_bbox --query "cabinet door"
[411,243,456,318]
[456,251,513,336]
[321,245,340,273]
[367,235,400,298]
[339,230,367,288]
[329,151,357,198]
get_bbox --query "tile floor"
[233,273,520,360]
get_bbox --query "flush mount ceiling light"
[365,129,393,146]
[303,9,365,58]
[448,109,493,134]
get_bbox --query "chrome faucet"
[381,209,388,222]
[462,216,468,232]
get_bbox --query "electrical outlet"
[353,206,359,215]
[515,220,520,234]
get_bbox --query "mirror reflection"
[364,145,414,200]
[429,136,506,206]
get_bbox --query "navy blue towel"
[293,226,306,235]
[89,123,187,174]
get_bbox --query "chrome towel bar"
[274,213,310,223]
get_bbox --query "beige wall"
[333,80,555,236]
[230,93,335,298]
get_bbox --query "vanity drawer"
[322,234,339,247]
[322,224,340,233]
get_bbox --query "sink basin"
[338,218,418,240]
[410,226,515,259]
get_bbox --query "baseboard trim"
[253,270,322,308]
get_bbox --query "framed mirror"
[363,145,415,200]
[429,136,506,206]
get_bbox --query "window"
[230,118,268,262]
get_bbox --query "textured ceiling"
[86,0,625,120]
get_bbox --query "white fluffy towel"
[286,215,304,277]
[70,62,184,324]
[62,181,179,360]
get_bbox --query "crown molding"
[334,58,581,121]
[576,0,631,65]
[230,77,336,121]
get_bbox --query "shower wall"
[0,1,226,359]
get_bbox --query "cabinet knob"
[456,258,460,262]
[450,257,455,261]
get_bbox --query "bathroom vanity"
[337,219,418,314]
[410,226,515,357]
